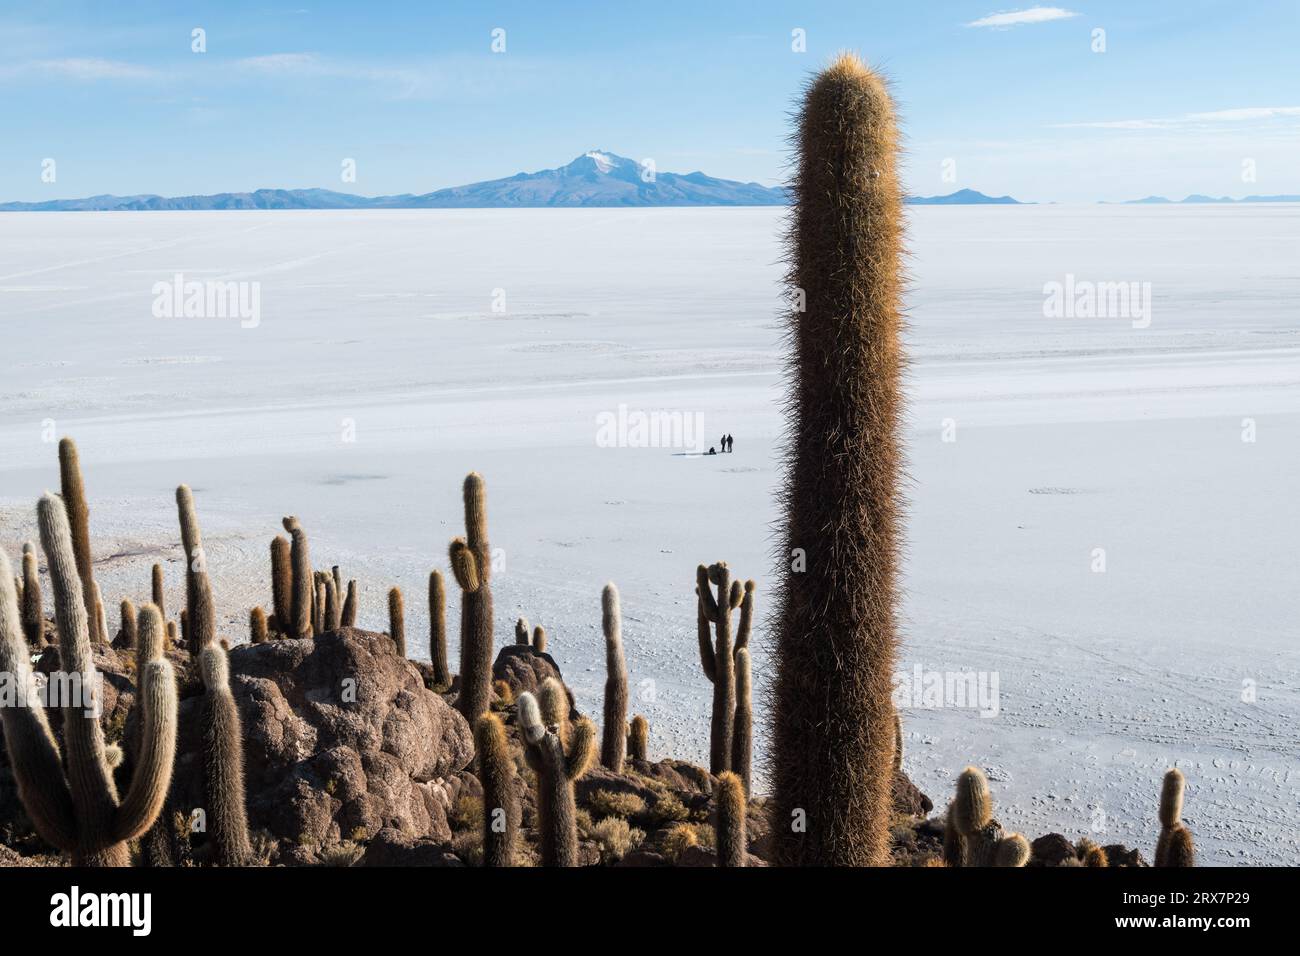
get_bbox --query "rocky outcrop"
[491,644,563,698]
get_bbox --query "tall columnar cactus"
[600,582,628,773]
[716,771,747,867]
[199,644,252,866]
[151,562,166,618]
[0,497,177,866]
[282,517,313,638]
[474,713,516,867]
[449,473,494,722]
[58,437,102,645]
[388,586,406,656]
[696,562,747,774]
[324,574,341,631]
[428,569,449,686]
[1154,769,1195,867]
[518,690,595,867]
[770,53,905,866]
[270,535,291,633]
[176,485,216,657]
[732,646,752,795]
[20,542,44,645]
[249,607,269,644]
[118,598,137,649]
[944,767,1030,867]
[627,715,649,762]
[342,580,358,627]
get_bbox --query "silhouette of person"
[726,433,734,453]
[707,446,717,456]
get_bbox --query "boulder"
[171,628,473,852]
[360,827,465,866]
[892,769,933,818]
[491,644,563,698]
[1029,832,1077,867]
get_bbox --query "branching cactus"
[428,569,449,686]
[449,473,494,722]
[771,53,906,866]
[696,562,746,774]
[281,517,313,638]
[151,562,166,619]
[716,771,747,867]
[475,713,516,867]
[342,580,358,627]
[58,438,103,645]
[388,586,406,656]
[199,644,252,866]
[1154,769,1196,867]
[600,583,628,773]
[518,690,595,867]
[270,535,291,633]
[177,485,217,657]
[945,767,1030,867]
[0,497,177,866]
[21,542,44,645]
[627,714,649,762]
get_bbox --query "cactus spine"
[449,473,494,722]
[342,580,358,627]
[199,644,252,866]
[771,53,905,866]
[21,542,44,645]
[945,767,1030,867]
[1154,769,1195,867]
[176,485,216,657]
[0,498,177,866]
[475,713,516,867]
[518,690,595,867]
[716,771,747,867]
[118,598,137,649]
[696,563,744,774]
[627,714,649,762]
[57,437,103,645]
[388,586,405,656]
[282,517,313,638]
[427,569,449,686]
[270,535,291,633]
[600,582,628,773]
[250,606,269,643]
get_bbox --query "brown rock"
[491,644,563,698]
[360,827,465,866]
[1029,833,1077,867]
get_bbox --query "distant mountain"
[905,188,1022,205]
[1121,194,1300,205]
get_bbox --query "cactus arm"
[177,485,216,655]
[734,581,755,653]
[696,565,719,623]
[0,547,77,850]
[58,438,101,645]
[449,538,480,592]
[696,590,717,683]
[728,579,743,610]
[110,658,178,843]
[463,473,490,580]
[565,717,596,781]
[518,692,546,745]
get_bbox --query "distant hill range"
[0,150,1026,211]
[1119,194,1300,204]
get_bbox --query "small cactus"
[627,714,649,763]
[475,713,516,867]
[324,574,341,631]
[118,598,137,649]
[716,771,747,867]
[151,562,166,619]
[341,580,358,627]
[249,607,269,644]
[313,577,326,636]
[945,767,1030,867]
[1154,769,1196,867]
[21,542,44,645]
[515,616,530,645]
[532,624,547,653]
[538,677,571,747]
[518,690,596,867]
[176,485,216,657]
[600,583,628,773]
[270,536,291,633]
[57,437,102,645]
[281,517,313,638]
[428,570,449,686]
[388,586,406,657]
[449,473,494,722]
[199,644,252,866]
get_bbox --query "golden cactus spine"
[475,713,516,867]
[771,53,905,866]
[250,606,269,644]
[627,714,649,762]
[199,644,252,866]
[716,771,747,867]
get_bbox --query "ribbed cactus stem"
[771,53,906,866]
[518,691,595,867]
[176,485,216,657]
[58,437,102,645]
[475,713,516,867]
[270,535,290,633]
[532,625,547,654]
[428,570,449,685]
[21,542,44,645]
[716,771,747,867]
[388,586,405,656]
[151,562,166,618]
[628,714,649,762]
[118,598,137,649]
[199,644,251,866]
[450,473,494,722]
[282,517,313,638]
[600,582,628,773]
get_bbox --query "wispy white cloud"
[233,51,544,101]
[0,57,158,80]
[1054,106,1300,130]
[966,7,1079,28]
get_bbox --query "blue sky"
[1,1,1297,202]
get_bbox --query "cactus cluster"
[943,767,1030,867]
[518,685,596,867]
